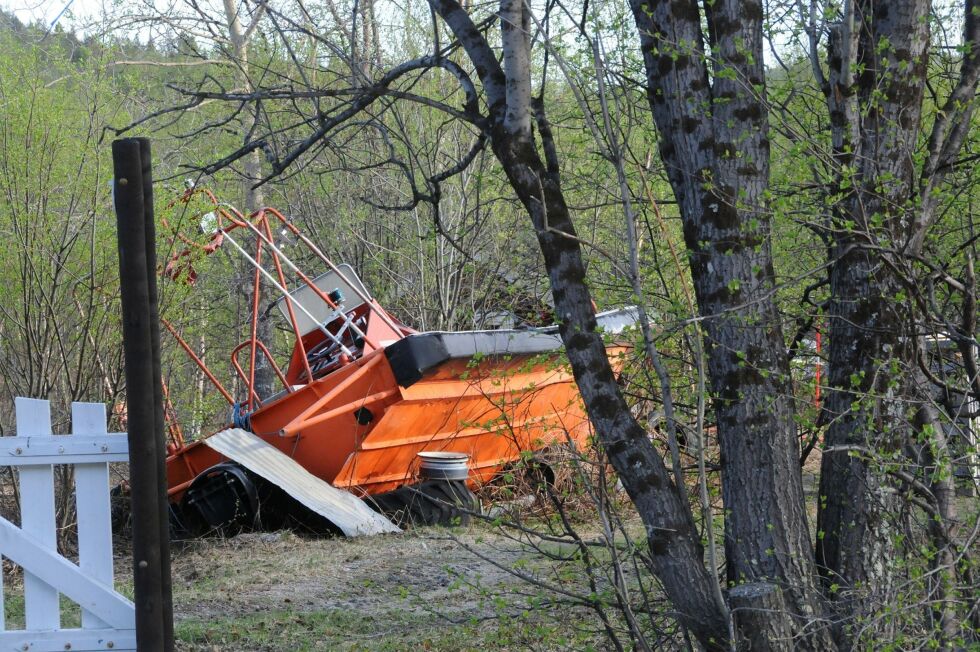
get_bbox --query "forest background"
[0,0,978,649]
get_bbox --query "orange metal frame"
[159,189,406,411]
[160,189,631,504]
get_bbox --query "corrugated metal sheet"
[203,428,400,537]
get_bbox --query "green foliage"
[0,25,127,424]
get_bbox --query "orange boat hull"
[166,318,634,501]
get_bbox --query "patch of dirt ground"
[131,524,604,651]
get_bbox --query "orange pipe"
[167,478,193,497]
[231,340,291,400]
[161,379,185,449]
[279,353,385,435]
[161,317,234,405]
[260,216,313,383]
[279,388,399,438]
[246,236,264,410]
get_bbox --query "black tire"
[370,480,478,528]
[179,462,259,536]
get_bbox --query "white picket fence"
[0,398,135,652]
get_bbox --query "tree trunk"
[914,385,960,648]
[816,1,930,634]
[628,1,830,643]
[429,0,733,646]
[497,129,733,650]
[730,583,792,651]
[816,241,906,603]
[222,0,275,402]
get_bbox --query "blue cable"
[231,402,252,431]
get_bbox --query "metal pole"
[219,229,355,356]
[112,138,171,652]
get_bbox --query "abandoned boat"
[161,191,637,536]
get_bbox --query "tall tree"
[627,0,830,640]
[807,0,980,640]
[429,0,732,645]
[220,0,266,212]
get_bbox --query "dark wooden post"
[137,137,176,652]
[112,137,174,652]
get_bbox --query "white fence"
[0,398,135,652]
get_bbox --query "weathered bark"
[816,0,931,627]
[911,0,980,256]
[628,0,829,644]
[815,241,907,605]
[913,387,960,648]
[222,0,274,401]
[730,583,792,651]
[814,1,979,644]
[429,0,732,646]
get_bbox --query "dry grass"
[157,526,605,651]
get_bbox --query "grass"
[163,525,620,651]
[175,605,586,651]
[2,592,82,629]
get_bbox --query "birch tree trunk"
[221,0,274,401]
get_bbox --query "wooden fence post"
[137,137,176,651]
[112,137,174,652]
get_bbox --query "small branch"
[108,59,235,67]
[242,3,267,43]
